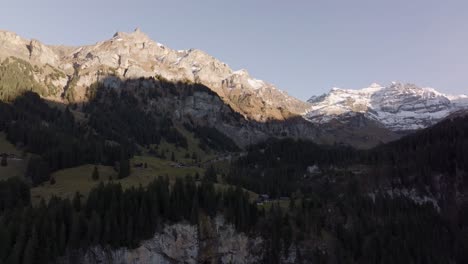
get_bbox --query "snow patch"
[247,78,265,90]
[233,69,249,76]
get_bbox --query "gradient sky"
[1,0,467,100]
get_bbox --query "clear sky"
[1,0,467,99]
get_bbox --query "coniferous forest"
[0,85,467,263]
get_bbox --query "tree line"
[0,176,257,264]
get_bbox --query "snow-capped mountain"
[304,82,468,131]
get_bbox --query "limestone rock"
[58,217,264,264]
[28,39,59,65]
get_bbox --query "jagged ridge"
[304,82,468,131]
[0,28,309,122]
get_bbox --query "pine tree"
[1,154,7,167]
[58,222,67,253]
[87,212,101,245]
[6,222,27,264]
[204,165,217,183]
[92,166,99,181]
[0,227,9,261]
[72,192,81,211]
[190,193,199,225]
[69,212,81,249]
[22,228,38,264]
[119,158,130,179]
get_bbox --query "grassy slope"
[3,125,249,204]
[0,121,212,201]
[31,155,205,203]
[151,125,218,164]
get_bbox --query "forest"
[0,170,464,263]
[0,87,238,186]
[0,85,467,262]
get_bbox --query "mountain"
[1,28,467,263]
[304,82,468,131]
[0,28,309,122]
[3,28,462,148]
[0,28,400,148]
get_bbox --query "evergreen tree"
[119,158,130,179]
[1,154,7,167]
[25,156,50,186]
[22,228,38,264]
[117,146,131,179]
[0,227,9,261]
[72,192,81,212]
[92,166,99,181]
[69,212,81,249]
[204,165,217,183]
[58,222,67,253]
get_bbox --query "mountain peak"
[112,28,152,43]
[368,83,383,89]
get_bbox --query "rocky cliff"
[57,217,277,264]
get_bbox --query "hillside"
[1,116,467,263]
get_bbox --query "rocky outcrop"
[0,30,31,60]
[28,39,59,65]
[57,217,265,264]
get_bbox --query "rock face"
[305,82,468,131]
[57,217,266,264]
[0,28,309,122]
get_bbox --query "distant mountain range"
[305,82,468,131]
[1,28,467,147]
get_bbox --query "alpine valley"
[1,28,468,264]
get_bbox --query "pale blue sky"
[1,0,467,99]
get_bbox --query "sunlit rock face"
[0,28,309,121]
